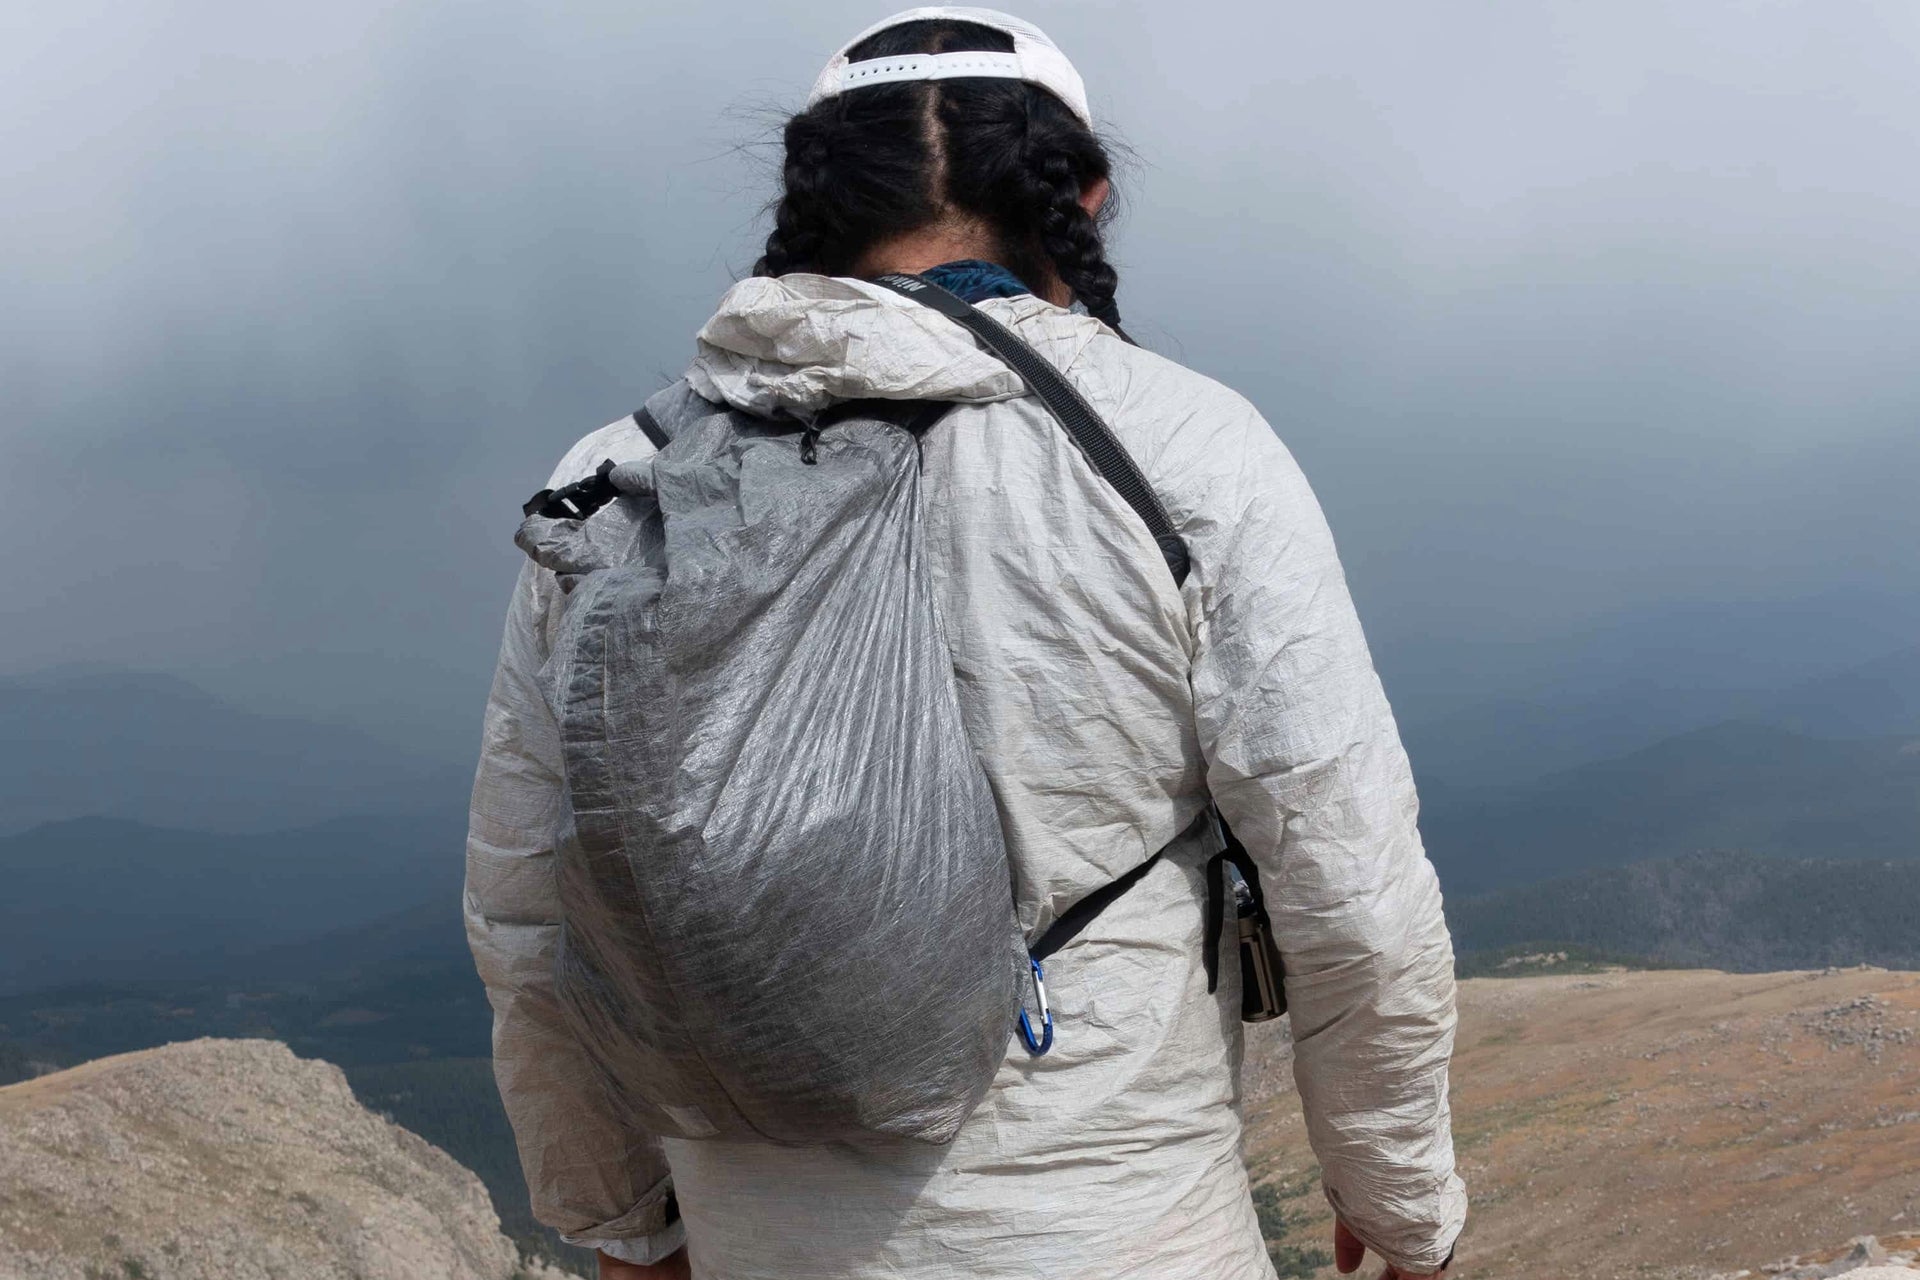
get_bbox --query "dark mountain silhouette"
[0,670,471,836]
[0,811,465,993]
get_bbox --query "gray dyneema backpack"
[513,275,1274,1150]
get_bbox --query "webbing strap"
[1030,852,1163,963]
[521,407,669,520]
[522,459,620,520]
[872,273,1198,962]
[630,406,671,451]
[871,273,1191,587]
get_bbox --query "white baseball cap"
[806,7,1093,128]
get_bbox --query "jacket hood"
[687,273,1028,418]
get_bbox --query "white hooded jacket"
[466,273,1466,1279]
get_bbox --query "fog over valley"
[5,0,1917,765]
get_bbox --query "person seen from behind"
[466,9,1466,1279]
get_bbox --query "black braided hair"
[755,19,1127,333]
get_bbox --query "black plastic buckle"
[522,459,621,520]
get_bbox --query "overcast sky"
[4,0,1917,753]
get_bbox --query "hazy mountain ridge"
[0,670,471,837]
[1449,849,1920,972]
[0,811,466,993]
[1388,596,1920,787]
[236,900,467,982]
[7,654,1915,991]
[1424,720,1920,892]
[1406,649,1920,792]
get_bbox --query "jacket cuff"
[565,1219,686,1266]
[557,1179,680,1262]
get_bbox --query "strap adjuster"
[522,458,621,520]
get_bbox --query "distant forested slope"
[0,813,465,993]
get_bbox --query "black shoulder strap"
[1031,852,1163,963]
[631,405,671,451]
[870,273,1190,587]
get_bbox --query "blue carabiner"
[1017,955,1054,1056]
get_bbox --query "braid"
[756,118,838,277]
[1023,148,1124,333]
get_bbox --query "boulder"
[0,1038,574,1280]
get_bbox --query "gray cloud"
[4,0,1916,754]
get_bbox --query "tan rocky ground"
[5,973,1915,1279]
[1243,967,1920,1280]
[0,1038,571,1280]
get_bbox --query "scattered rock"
[1498,951,1569,969]
[1765,1236,1905,1278]
[1801,997,1917,1062]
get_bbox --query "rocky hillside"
[0,1038,574,1280]
[6,974,1917,1279]
[1242,967,1920,1279]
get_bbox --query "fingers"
[1333,1220,1450,1279]
[598,1251,690,1280]
[1334,1218,1367,1274]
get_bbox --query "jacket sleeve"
[466,558,683,1262]
[1175,399,1467,1275]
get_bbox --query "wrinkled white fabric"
[686,275,1024,417]
[466,273,1465,1277]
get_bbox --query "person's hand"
[598,1246,691,1280]
[1334,1219,1448,1279]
